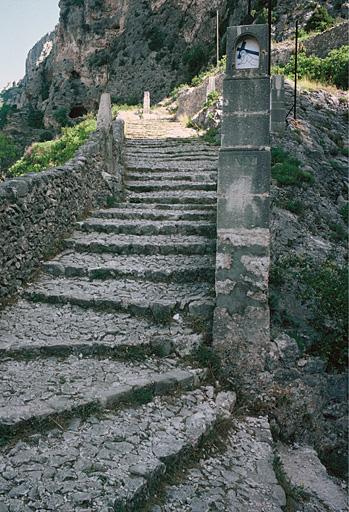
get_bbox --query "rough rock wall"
[272,21,349,67]
[9,0,236,128]
[0,114,125,305]
[2,0,346,134]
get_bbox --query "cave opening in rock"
[69,105,87,118]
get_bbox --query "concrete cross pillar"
[213,24,272,404]
[143,91,150,116]
[271,75,286,134]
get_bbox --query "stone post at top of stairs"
[213,24,272,405]
[143,91,151,116]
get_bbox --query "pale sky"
[0,0,60,90]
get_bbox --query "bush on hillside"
[0,104,16,129]
[8,118,96,177]
[183,44,209,75]
[300,260,348,368]
[271,147,314,186]
[0,133,20,172]
[276,46,349,90]
[305,6,335,33]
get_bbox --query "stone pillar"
[206,76,216,98]
[213,24,272,403]
[143,91,150,115]
[271,75,286,134]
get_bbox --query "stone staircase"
[0,114,286,511]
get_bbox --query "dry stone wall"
[0,110,125,305]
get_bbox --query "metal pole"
[248,0,252,16]
[216,9,219,66]
[294,20,298,120]
[268,0,272,75]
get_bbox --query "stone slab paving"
[128,191,217,205]
[25,276,214,320]
[93,207,215,221]
[64,232,216,256]
[43,252,215,282]
[0,356,203,433]
[0,113,289,511]
[150,416,286,512]
[76,218,216,237]
[95,202,217,211]
[0,388,235,512]
[126,180,216,192]
[0,301,202,358]
[126,171,217,182]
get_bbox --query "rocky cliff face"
[3,0,346,133]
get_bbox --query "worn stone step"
[128,191,217,205]
[126,171,217,182]
[126,180,217,192]
[65,233,216,256]
[102,202,216,211]
[0,356,204,438]
[0,300,203,360]
[0,388,236,511]
[152,416,286,512]
[93,207,215,221]
[76,218,216,237]
[126,162,217,172]
[25,276,215,322]
[43,252,215,283]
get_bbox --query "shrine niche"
[235,36,260,70]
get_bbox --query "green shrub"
[285,199,304,214]
[146,26,166,51]
[329,222,348,242]
[200,127,220,145]
[0,104,15,129]
[277,46,349,90]
[183,44,209,75]
[305,6,335,33]
[271,147,314,186]
[8,118,96,176]
[52,107,72,127]
[300,260,348,368]
[27,106,44,129]
[340,203,348,224]
[0,133,20,172]
[204,90,220,108]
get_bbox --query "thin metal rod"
[268,0,272,75]
[216,9,219,66]
[294,20,298,120]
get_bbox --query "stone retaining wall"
[176,74,224,120]
[0,97,125,304]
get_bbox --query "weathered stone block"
[217,150,270,229]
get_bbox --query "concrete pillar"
[213,24,272,403]
[206,76,216,98]
[143,91,150,115]
[271,75,286,134]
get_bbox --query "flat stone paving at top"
[0,300,202,356]
[0,356,201,429]
[151,416,286,512]
[0,388,232,512]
